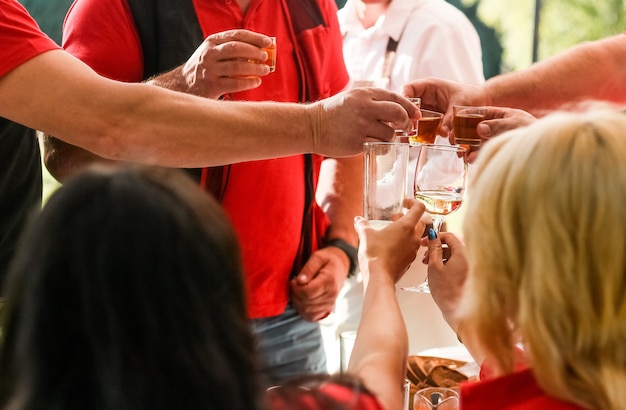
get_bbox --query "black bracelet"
[326,238,358,277]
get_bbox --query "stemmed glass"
[401,144,468,293]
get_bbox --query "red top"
[461,368,586,409]
[0,0,60,78]
[268,383,384,410]
[63,0,349,318]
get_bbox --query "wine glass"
[402,144,468,293]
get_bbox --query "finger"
[402,198,427,223]
[426,228,445,269]
[214,76,263,93]
[210,29,272,48]
[211,43,269,64]
[354,216,370,239]
[478,118,518,139]
[294,255,325,284]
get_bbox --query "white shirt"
[330,0,484,359]
[338,0,485,93]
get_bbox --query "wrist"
[325,238,358,277]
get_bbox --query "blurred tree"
[18,0,74,45]
[476,0,626,70]
[445,0,503,79]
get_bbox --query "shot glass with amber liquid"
[409,109,444,145]
[452,106,487,148]
[263,37,276,72]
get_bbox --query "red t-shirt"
[268,383,384,410]
[63,0,349,318]
[0,0,60,78]
[461,368,586,410]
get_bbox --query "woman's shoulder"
[266,374,384,410]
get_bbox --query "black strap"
[126,0,226,193]
[126,0,325,275]
[126,0,203,79]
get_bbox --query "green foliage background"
[473,0,626,70]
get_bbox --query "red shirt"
[268,383,384,410]
[63,0,349,318]
[461,368,586,410]
[0,0,60,78]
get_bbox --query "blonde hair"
[460,110,626,409]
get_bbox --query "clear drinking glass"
[402,144,467,293]
[363,142,410,230]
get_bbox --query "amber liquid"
[263,42,276,72]
[409,116,442,145]
[453,113,484,146]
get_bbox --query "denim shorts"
[252,304,327,388]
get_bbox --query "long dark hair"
[0,165,262,410]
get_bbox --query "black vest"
[125,0,330,276]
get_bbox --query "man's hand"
[420,231,468,333]
[463,107,536,162]
[402,77,489,137]
[310,87,417,158]
[476,106,536,139]
[152,29,272,99]
[290,247,349,322]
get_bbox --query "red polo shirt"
[0,0,60,78]
[63,0,349,318]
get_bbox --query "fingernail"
[477,123,491,137]
[428,228,437,240]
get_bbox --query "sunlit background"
[18,0,626,200]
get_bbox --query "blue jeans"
[252,304,327,388]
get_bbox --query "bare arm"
[484,34,626,116]
[0,50,415,168]
[317,154,363,247]
[43,29,273,182]
[404,34,626,127]
[350,200,425,410]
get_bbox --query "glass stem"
[432,216,444,235]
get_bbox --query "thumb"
[426,228,444,269]
[354,216,369,238]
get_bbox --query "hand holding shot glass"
[363,142,410,230]
[262,36,276,72]
[453,105,487,149]
[248,36,276,72]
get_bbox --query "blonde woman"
[423,110,626,409]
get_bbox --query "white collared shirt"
[338,0,485,93]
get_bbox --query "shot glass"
[263,36,276,72]
[452,106,487,148]
[409,109,444,145]
[363,142,409,230]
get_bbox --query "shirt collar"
[339,0,423,41]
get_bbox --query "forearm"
[42,135,121,183]
[485,34,626,116]
[317,155,363,246]
[349,273,407,410]
[0,51,314,167]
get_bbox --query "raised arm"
[482,34,626,115]
[350,199,425,410]
[0,50,416,168]
[404,34,626,121]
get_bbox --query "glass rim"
[419,108,444,117]
[363,141,409,146]
[418,143,467,153]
